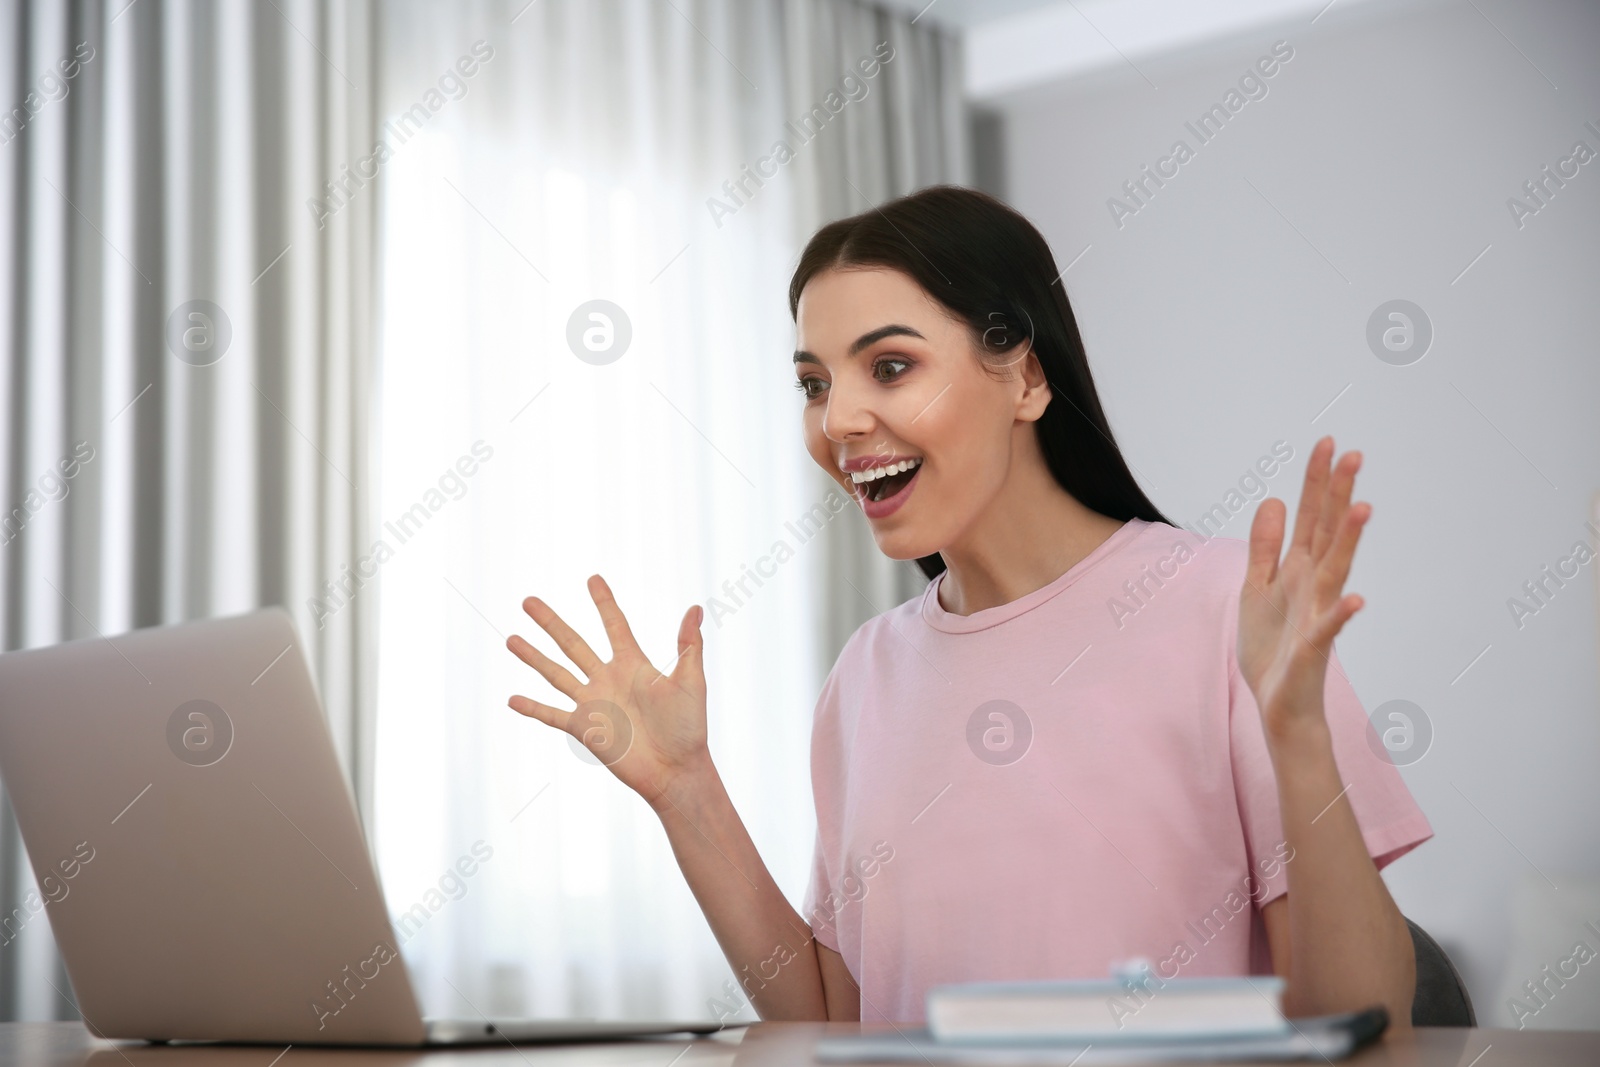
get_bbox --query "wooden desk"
[0,1021,1595,1066]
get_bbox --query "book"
[815,1008,1389,1065]
[926,963,1289,1043]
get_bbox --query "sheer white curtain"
[370,0,964,1021]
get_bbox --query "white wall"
[985,0,1600,1026]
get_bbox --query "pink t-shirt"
[801,518,1433,1023]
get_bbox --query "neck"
[936,428,1129,617]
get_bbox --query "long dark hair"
[789,184,1174,580]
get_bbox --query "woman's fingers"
[1316,501,1370,621]
[1312,449,1360,561]
[1245,496,1286,592]
[522,595,604,678]
[1290,436,1334,559]
[508,693,573,733]
[506,633,585,701]
[672,603,707,692]
[588,574,643,659]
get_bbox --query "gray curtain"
[0,0,376,1020]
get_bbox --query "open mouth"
[866,466,917,502]
[850,457,922,506]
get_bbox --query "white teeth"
[849,458,922,484]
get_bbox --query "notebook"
[927,966,1287,1043]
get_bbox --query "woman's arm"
[1257,732,1416,1027]
[506,575,849,1020]
[1236,438,1415,1029]
[650,755,840,1019]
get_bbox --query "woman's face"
[794,266,1045,561]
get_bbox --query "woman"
[506,186,1432,1027]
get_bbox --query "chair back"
[1408,918,1476,1027]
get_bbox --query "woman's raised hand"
[507,575,710,806]
[1237,435,1370,744]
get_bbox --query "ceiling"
[872,0,1409,100]
[871,0,1065,28]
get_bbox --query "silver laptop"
[0,607,725,1046]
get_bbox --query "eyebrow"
[793,324,926,365]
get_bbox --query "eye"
[794,376,826,400]
[872,357,911,383]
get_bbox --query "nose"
[821,376,874,443]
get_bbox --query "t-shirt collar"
[920,517,1150,634]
